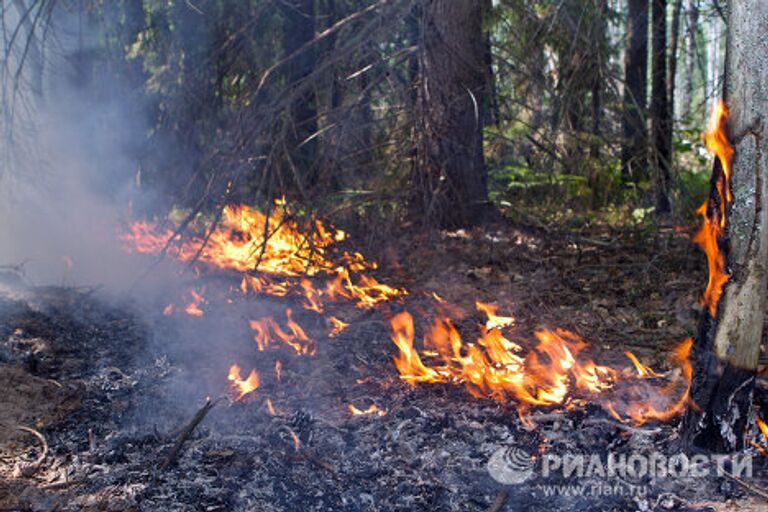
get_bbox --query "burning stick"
[158,397,224,470]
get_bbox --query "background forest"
[0,0,729,242]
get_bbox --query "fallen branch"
[721,468,768,502]
[158,397,224,470]
[12,425,48,477]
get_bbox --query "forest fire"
[118,104,734,426]
[388,101,731,427]
[5,0,768,508]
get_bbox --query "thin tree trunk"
[668,0,682,125]
[590,0,607,160]
[621,0,649,183]
[406,2,421,110]
[412,0,494,229]
[684,0,768,452]
[680,0,698,120]
[482,0,499,127]
[706,15,720,110]
[281,0,319,192]
[650,0,672,212]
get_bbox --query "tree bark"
[679,0,698,120]
[706,15,721,110]
[482,0,499,127]
[411,0,493,229]
[668,0,683,126]
[650,0,672,212]
[590,0,607,160]
[684,0,768,452]
[281,0,319,192]
[621,0,649,183]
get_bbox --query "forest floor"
[0,215,766,511]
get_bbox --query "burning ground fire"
[119,102,750,434]
[385,101,734,428]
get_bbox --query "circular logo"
[487,446,535,485]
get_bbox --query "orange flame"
[228,364,260,400]
[390,304,693,426]
[758,417,768,443]
[328,316,350,337]
[275,360,282,382]
[121,203,405,310]
[289,430,301,451]
[249,308,316,355]
[694,100,734,316]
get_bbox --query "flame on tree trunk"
[683,1,768,452]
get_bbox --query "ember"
[348,403,387,416]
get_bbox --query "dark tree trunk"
[621,0,649,183]
[683,0,768,452]
[590,0,607,160]
[650,0,672,213]
[406,2,421,110]
[281,0,319,193]
[411,0,494,229]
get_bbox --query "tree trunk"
[668,0,683,125]
[621,0,649,183]
[590,0,607,160]
[482,0,499,127]
[281,0,319,193]
[679,0,698,120]
[706,15,721,110]
[411,0,493,229]
[650,0,672,213]
[683,0,768,452]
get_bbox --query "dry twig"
[159,397,224,470]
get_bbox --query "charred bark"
[411,0,494,229]
[621,0,649,183]
[684,0,768,452]
[651,0,672,213]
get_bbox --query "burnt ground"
[0,220,766,511]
